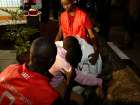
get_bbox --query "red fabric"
[0,64,59,105]
[60,7,93,41]
[24,0,36,4]
[31,0,36,3]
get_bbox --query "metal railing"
[0,0,20,7]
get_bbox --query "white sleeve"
[49,47,71,76]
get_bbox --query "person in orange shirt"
[0,37,63,105]
[55,0,99,64]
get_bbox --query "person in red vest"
[55,0,99,65]
[0,37,63,105]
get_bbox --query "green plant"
[0,8,38,53]
[0,8,24,23]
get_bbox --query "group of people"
[0,0,104,104]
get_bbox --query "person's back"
[0,64,58,105]
[0,37,61,105]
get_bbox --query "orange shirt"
[0,64,59,105]
[60,7,93,41]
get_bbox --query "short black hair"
[63,36,82,68]
[63,36,80,50]
[30,37,57,70]
[65,46,82,68]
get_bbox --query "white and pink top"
[49,37,102,89]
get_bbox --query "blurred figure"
[56,0,100,65]
[0,37,64,105]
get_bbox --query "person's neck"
[28,64,54,80]
[68,7,76,16]
[28,64,45,75]
[68,11,75,16]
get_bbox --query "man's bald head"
[30,37,57,70]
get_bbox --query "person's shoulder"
[3,64,20,71]
[60,10,67,16]
[0,64,22,79]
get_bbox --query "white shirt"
[76,36,102,75]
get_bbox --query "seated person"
[0,37,63,105]
[49,36,103,96]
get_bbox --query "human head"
[30,37,57,72]
[63,36,82,68]
[63,36,80,50]
[65,47,82,68]
[61,0,75,12]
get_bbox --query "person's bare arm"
[87,28,100,65]
[55,27,63,41]
[87,28,99,50]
